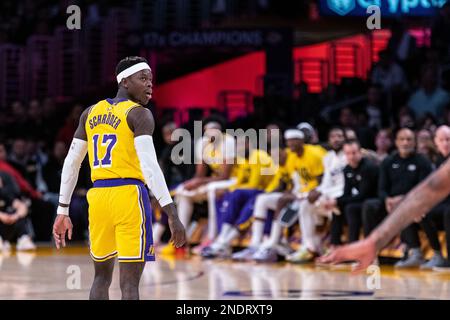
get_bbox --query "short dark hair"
[203,115,226,132]
[343,139,361,148]
[395,126,415,138]
[115,56,148,76]
[328,126,344,136]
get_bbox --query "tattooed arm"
[370,158,450,250]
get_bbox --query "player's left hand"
[52,215,73,249]
[317,237,377,274]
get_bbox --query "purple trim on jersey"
[106,97,128,105]
[93,178,145,188]
[139,184,155,262]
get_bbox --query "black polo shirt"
[337,157,379,209]
[378,151,432,201]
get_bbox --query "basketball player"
[52,56,186,299]
[200,138,274,259]
[318,139,450,272]
[251,129,325,262]
[175,119,236,248]
[285,127,347,264]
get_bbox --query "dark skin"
[384,129,415,213]
[52,68,186,300]
[274,138,323,218]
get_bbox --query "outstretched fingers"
[317,248,346,265]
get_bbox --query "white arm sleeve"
[134,135,173,207]
[57,138,88,216]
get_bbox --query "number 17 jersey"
[85,98,145,183]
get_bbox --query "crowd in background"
[0,5,450,270]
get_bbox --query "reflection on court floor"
[0,246,449,300]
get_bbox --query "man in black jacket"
[362,128,438,268]
[324,140,379,244]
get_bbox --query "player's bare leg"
[119,262,145,300]
[89,259,115,300]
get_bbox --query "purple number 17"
[92,134,117,168]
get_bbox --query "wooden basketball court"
[1,245,450,300]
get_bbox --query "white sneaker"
[16,252,36,267]
[274,243,294,257]
[16,235,36,251]
[2,240,11,253]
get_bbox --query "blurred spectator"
[41,141,67,208]
[431,2,450,57]
[371,50,408,92]
[364,84,386,130]
[295,82,318,123]
[339,107,375,150]
[0,171,35,251]
[27,99,44,137]
[159,121,194,188]
[397,107,416,130]
[363,128,437,268]
[7,101,29,138]
[334,140,379,244]
[0,141,40,199]
[425,47,445,86]
[387,19,418,81]
[374,129,393,163]
[0,140,55,241]
[8,137,42,189]
[297,122,319,145]
[443,106,450,126]
[319,84,339,106]
[418,113,438,133]
[408,65,450,120]
[344,127,357,140]
[56,104,84,146]
[416,129,439,164]
[339,107,356,129]
[387,19,417,64]
[26,99,54,143]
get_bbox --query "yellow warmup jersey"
[85,99,145,183]
[293,144,325,193]
[229,149,275,191]
[310,144,328,158]
[264,148,295,192]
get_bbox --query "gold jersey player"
[52,56,186,300]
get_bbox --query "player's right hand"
[52,215,73,249]
[168,216,187,248]
[316,237,377,274]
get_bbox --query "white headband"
[284,129,305,140]
[297,122,314,133]
[116,62,151,84]
[204,122,222,130]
